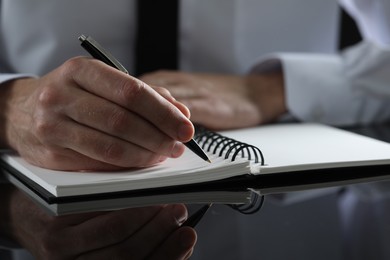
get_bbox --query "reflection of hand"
[1,185,196,260]
[1,57,194,170]
[141,70,287,130]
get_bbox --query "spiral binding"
[228,190,265,214]
[194,126,266,214]
[194,126,265,164]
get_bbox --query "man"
[0,1,198,258]
[1,0,390,259]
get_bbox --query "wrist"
[0,78,36,150]
[245,72,287,124]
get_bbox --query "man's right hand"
[0,57,194,170]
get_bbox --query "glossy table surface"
[190,123,390,260]
[3,123,390,260]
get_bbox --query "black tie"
[135,0,179,76]
[338,8,361,50]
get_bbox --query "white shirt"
[1,0,390,259]
[2,0,390,126]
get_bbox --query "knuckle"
[154,86,172,98]
[153,137,174,156]
[101,142,125,163]
[129,152,160,168]
[37,85,61,109]
[60,57,84,77]
[107,108,127,133]
[118,79,146,104]
[33,117,57,140]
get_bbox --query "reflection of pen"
[182,203,212,227]
[78,35,211,163]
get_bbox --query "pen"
[182,203,212,227]
[78,35,211,163]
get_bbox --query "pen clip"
[78,35,129,74]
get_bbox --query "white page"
[222,124,390,174]
[2,146,250,196]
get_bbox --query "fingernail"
[173,204,187,224]
[171,142,185,158]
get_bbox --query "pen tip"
[207,159,212,163]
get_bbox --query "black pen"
[182,203,212,227]
[78,35,211,163]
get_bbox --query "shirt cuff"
[251,41,390,126]
[250,53,354,125]
[0,73,36,85]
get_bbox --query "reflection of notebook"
[6,173,252,216]
[3,123,390,214]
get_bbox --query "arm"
[141,0,390,129]
[140,70,286,130]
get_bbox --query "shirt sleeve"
[253,42,390,126]
[251,0,390,126]
[0,74,36,85]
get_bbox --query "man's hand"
[0,185,196,260]
[0,57,194,170]
[141,70,287,130]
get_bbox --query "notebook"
[5,173,252,216]
[3,123,390,215]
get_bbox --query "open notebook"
[3,123,390,215]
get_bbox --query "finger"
[184,248,195,260]
[184,98,260,130]
[141,71,209,100]
[64,87,186,159]
[27,146,129,171]
[122,204,189,259]
[180,98,234,130]
[42,118,165,168]
[166,85,205,99]
[173,99,191,120]
[67,58,194,142]
[56,211,109,226]
[75,204,188,260]
[67,206,164,256]
[140,70,188,86]
[148,227,197,260]
[152,86,191,119]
